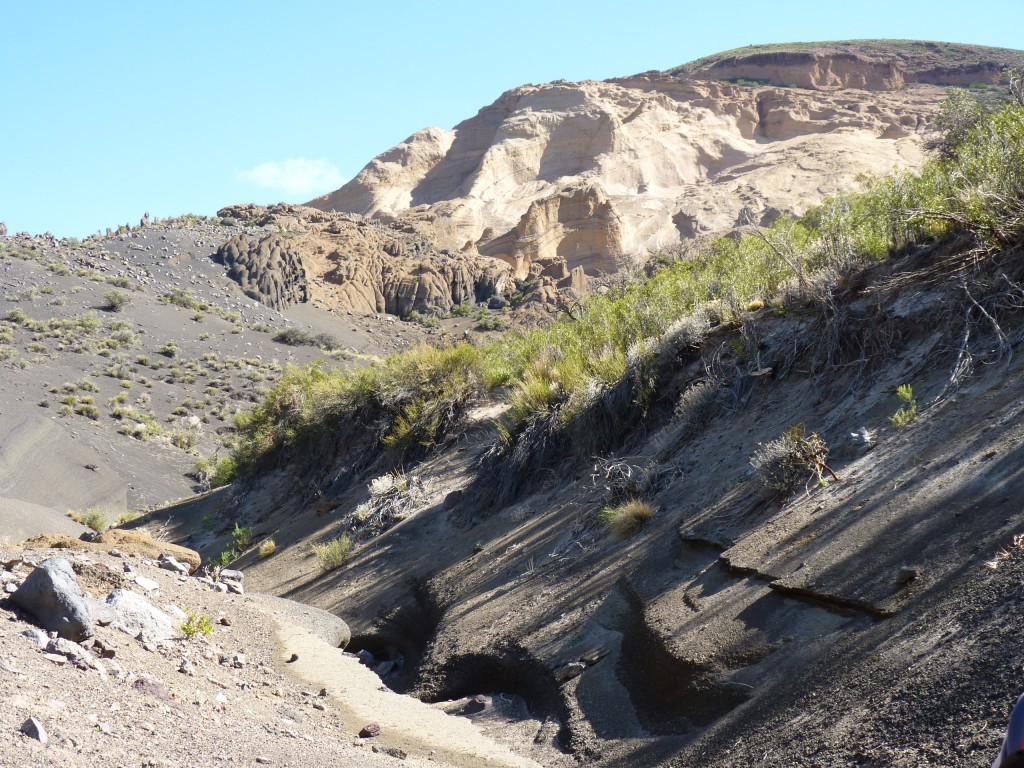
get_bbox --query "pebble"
[359,722,381,738]
[179,659,197,676]
[20,716,47,743]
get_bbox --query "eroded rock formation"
[308,42,1024,282]
[214,234,309,310]
[214,204,518,317]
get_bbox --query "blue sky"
[3,0,1023,237]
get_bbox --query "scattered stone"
[232,652,246,668]
[45,636,89,662]
[218,617,232,626]
[178,659,196,676]
[20,716,47,744]
[359,722,381,738]
[372,745,408,759]
[134,575,160,593]
[219,569,244,582]
[106,588,174,641]
[554,661,586,682]
[4,582,17,594]
[214,692,228,704]
[132,675,171,700]
[21,628,48,648]
[11,558,95,641]
[312,700,326,711]
[158,554,190,576]
[226,581,244,595]
[281,709,305,724]
[91,638,116,659]
[286,653,299,663]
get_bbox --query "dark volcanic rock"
[11,557,94,641]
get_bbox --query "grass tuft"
[312,536,352,571]
[599,500,656,539]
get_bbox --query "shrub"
[103,289,131,312]
[258,539,276,559]
[217,549,238,567]
[194,456,237,490]
[751,425,838,494]
[70,507,108,532]
[272,327,337,349]
[232,522,253,550]
[160,288,208,311]
[889,383,918,427]
[180,611,213,639]
[312,536,352,571]
[598,499,655,538]
[5,307,27,324]
[115,511,140,526]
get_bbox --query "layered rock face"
[308,43,1023,286]
[309,73,939,275]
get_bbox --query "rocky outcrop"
[214,234,309,310]
[308,42,1024,281]
[212,205,515,318]
[479,186,620,279]
[309,69,944,269]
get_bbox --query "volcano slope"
[0,214,445,539]
[136,95,1024,765]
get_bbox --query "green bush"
[181,611,213,638]
[232,522,253,550]
[103,289,132,312]
[889,384,918,427]
[69,507,108,532]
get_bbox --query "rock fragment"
[359,722,381,738]
[20,716,47,743]
[106,588,175,641]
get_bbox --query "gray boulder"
[106,588,174,641]
[11,558,94,641]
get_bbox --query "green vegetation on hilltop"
[217,89,1024,494]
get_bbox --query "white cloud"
[237,157,344,197]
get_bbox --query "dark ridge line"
[720,555,895,619]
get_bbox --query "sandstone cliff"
[308,41,1023,284]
